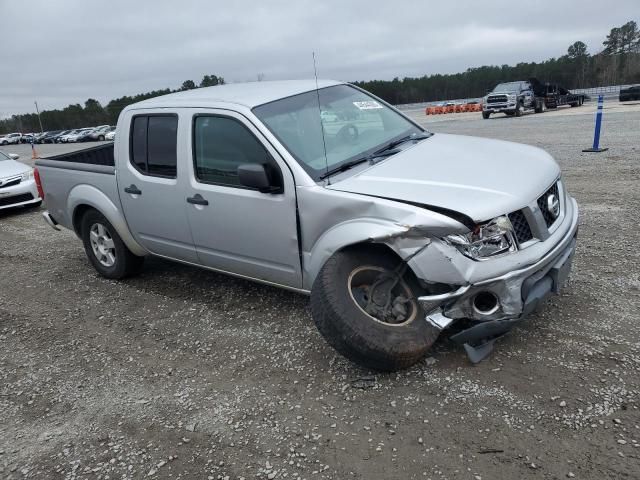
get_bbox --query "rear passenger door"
[184,110,302,289]
[117,111,198,262]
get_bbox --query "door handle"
[124,184,142,195]
[187,194,209,206]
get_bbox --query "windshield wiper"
[319,148,403,180]
[319,132,432,180]
[374,132,432,155]
[319,157,370,180]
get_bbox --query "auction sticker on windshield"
[353,100,383,110]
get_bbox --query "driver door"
[184,109,302,289]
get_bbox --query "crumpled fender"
[67,184,146,257]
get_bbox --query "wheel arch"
[68,184,147,257]
[302,219,431,291]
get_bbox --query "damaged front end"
[411,195,579,363]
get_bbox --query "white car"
[0,133,22,145]
[60,129,88,143]
[0,151,42,210]
[105,128,116,141]
[320,110,339,122]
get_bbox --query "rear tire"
[310,248,439,371]
[80,209,144,279]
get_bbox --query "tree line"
[2,20,639,134]
[355,20,640,104]
[0,75,224,135]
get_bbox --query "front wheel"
[81,209,144,279]
[98,135,105,141]
[515,102,524,117]
[310,248,439,371]
[482,111,491,119]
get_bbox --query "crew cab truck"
[482,78,585,118]
[36,80,579,370]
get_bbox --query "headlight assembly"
[444,216,516,260]
[21,170,34,181]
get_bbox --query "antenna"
[312,52,330,184]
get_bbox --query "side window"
[129,115,178,178]
[193,115,278,188]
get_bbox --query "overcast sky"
[1,0,636,118]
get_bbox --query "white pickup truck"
[35,80,579,370]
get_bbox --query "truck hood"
[327,133,560,223]
[0,160,30,178]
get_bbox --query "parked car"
[104,126,116,141]
[59,129,88,143]
[34,132,49,143]
[20,133,35,144]
[40,130,64,143]
[75,128,99,142]
[56,130,75,143]
[619,85,640,102]
[86,125,112,141]
[0,150,42,210]
[320,110,339,122]
[0,133,22,145]
[35,80,579,371]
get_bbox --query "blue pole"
[583,95,608,152]
[592,95,603,149]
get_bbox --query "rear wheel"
[534,100,547,113]
[81,209,144,279]
[310,248,439,371]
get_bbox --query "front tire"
[482,111,491,119]
[81,209,144,279]
[310,248,439,371]
[515,101,524,117]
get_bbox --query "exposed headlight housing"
[21,170,34,181]
[444,216,516,260]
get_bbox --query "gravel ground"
[1,104,640,479]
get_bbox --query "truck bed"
[45,142,115,166]
[35,143,119,234]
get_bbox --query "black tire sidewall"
[81,210,131,279]
[311,250,439,371]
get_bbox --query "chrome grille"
[487,95,507,104]
[508,210,533,244]
[537,182,560,228]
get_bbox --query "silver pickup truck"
[35,80,579,370]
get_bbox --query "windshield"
[0,151,9,161]
[492,82,523,93]
[253,84,422,181]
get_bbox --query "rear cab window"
[130,114,178,178]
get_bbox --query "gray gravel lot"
[1,105,640,479]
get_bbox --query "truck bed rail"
[45,142,114,167]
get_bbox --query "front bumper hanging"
[420,232,578,363]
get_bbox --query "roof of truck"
[128,79,344,110]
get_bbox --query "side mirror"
[8,153,19,160]
[238,163,280,193]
